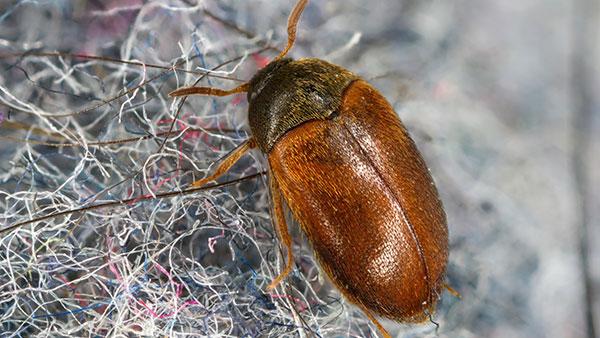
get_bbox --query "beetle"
[169,0,449,337]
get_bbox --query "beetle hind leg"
[357,304,392,338]
[266,172,295,290]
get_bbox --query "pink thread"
[128,193,152,205]
[270,293,308,312]
[207,229,225,253]
[252,53,270,68]
[137,298,199,319]
[153,263,184,297]
[231,95,244,105]
[106,236,123,282]
[153,263,172,279]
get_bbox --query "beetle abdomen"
[268,80,448,321]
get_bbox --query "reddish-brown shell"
[268,79,448,321]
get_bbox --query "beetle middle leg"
[266,171,295,290]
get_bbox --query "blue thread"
[192,24,219,113]
[32,302,104,319]
[238,252,275,310]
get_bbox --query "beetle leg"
[444,283,461,299]
[357,304,392,338]
[266,172,295,290]
[190,138,255,188]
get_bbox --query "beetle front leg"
[190,138,255,188]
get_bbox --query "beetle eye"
[251,81,268,101]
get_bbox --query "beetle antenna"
[273,0,309,61]
[168,0,310,98]
[169,82,249,97]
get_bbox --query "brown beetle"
[170,0,449,336]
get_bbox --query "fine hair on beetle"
[0,1,453,337]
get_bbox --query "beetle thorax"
[247,58,358,153]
